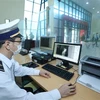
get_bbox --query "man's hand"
[58,83,76,98]
[39,70,51,78]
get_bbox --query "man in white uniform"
[0,19,76,100]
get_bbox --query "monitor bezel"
[52,42,82,65]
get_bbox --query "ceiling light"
[86,2,89,4]
[97,11,99,13]
[93,7,95,9]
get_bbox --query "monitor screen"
[40,37,55,51]
[53,42,82,69]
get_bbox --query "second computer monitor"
[53,42,82,69]
[40,36,55,51]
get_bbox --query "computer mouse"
[28,62,33,67]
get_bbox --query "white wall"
[0,0,25,23]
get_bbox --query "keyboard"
[42,64,74,81]
[22,62,39,68]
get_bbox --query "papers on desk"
[77,74,100,93]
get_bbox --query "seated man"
[0,19,76,100]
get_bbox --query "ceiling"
[71,0,100,19]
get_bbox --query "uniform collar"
[0,53,13,68]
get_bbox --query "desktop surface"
[14,54,100,100]
[30,60,100,100]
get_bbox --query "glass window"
[27,0,33,2]
[41,4,44,12]
[69,6,72,15]
[65,4,68,13]
[85,15,88,21]
[41,1,48,11]
[81,8,83,12]
[33,3,40,13]
[61,0,64,2]
[54,28,58,35]
[79,11,81,20]
[40,12,44,20]
[69,14,72,17]
[59,11,64,19]
[81,13,83,20]
[59,20,62,28]
[54,0,59,9]
[69,21,72,27]
[44,10,46,20]
[54,19,58,27]
[75,23,77,28]
[34,0,41,4]
[83,10,86,14]
[41,29,45,36]
[54,9,58,18]
[76,10,78,16]
[32,13,39,22]
[73,8,75,16]
[60,2,64,11]
[59,29,62,36]
[30,30,37,40]
[27,29,31,38]
[83,13,85,20]
[64,21,67,26]
[44,19,46,28]
[24,11,32,21]
[73,3,75,8]
[25,1,33,12]
[65,0,68,4]
[31,22,38,29]
[45,1,48,8]
[76,5,78,10]
[69,1,72,6]
[79,6,81,11]
[26,20,31,30]
[72,22,75,28]
[65,13,68,16]
[41,21,44,28]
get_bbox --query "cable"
[70,67,80,85]
[73,74,80,85]
[73,68,78,73]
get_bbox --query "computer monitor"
[40,36,55,51]
[53,42,82,70]
[22,39,35,51]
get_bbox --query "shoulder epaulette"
[0,60,4,72]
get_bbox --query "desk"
[14,54,100,100]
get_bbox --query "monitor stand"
[62,60,73,70]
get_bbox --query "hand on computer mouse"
[58,83,76,98]
[68,83,73,86]
[39,70,51,78]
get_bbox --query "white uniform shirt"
[0,53,61,100]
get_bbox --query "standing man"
[0,19,76,100]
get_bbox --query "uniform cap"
[0,19,20,41]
